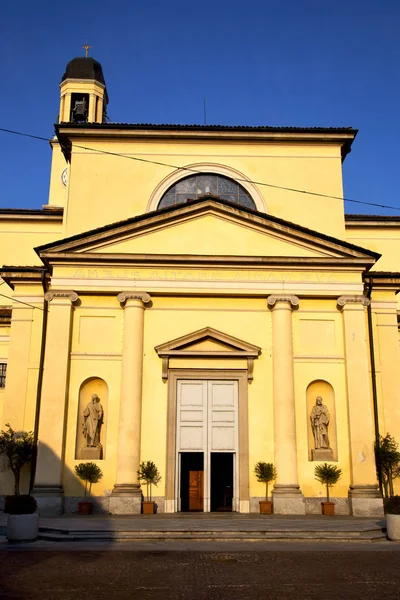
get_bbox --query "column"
[32,291,78,515]
[63,93,72,122]
[337,295,383,516]
[268,295,305,514]
[88,94,96,122]
[96,96,104,123]
[110,291,151,515]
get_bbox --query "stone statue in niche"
[310,396,333,461]
[80,393,104,460]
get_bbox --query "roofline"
[364,271,400,294]
[345,214,400,227]
[35,195,380,262]
[55,123,357,162]
[0,207,64,221]
[0,266,49,291]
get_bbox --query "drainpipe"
[29,270,49,493]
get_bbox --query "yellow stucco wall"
[54,289,357,500]
[60,138,346,239]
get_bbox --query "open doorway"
[180,452,204,512]
[211,452,234,512]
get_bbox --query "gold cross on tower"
[83,43,92,58]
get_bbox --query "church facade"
[1,56,399,516]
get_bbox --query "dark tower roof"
[62,57,106,86]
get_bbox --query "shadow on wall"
[0,439,110,516]
[0,443,116,599]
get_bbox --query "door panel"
[189,470,204,511]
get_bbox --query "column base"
[348,485,384,517]
[272,484,306,515]
[32,485,64,516]
[110,483,142,514]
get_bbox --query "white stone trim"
[146,162,267,213]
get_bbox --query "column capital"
[337,295,370,310]
[117,291,151,306]
[44,290,78,304]
[267,295,299,309]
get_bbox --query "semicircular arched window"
[157,173,256,210]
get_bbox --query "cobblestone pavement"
[1,549,400,599]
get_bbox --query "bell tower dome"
[58,53,109,124]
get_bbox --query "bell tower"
[58,51,109,123]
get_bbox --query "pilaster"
[2,286,44,431]
[337,295,383,516]
[32,291,78,515]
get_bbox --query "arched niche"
[75,377,108,460]
[306,380,337,462]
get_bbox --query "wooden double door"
[177,379,239,512]
[189,470,204,511]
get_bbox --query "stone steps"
[37,527,386,543]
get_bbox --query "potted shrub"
[315,462,342,515]
[137,460,161,514]
[6,495,38,542]
[74,462,103,514]
[0,424,38,541]
[385,496,400,541]
[254,461,277,514]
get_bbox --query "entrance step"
[37,527,386,543]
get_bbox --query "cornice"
[37,252,377,271]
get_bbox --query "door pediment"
[155,326,261,382]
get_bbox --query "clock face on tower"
[61,168,68,186]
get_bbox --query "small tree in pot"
[315,462,342,515]
[254,461,277,514]
[74,462,103,515]
[0,424,38,541]
[137,461,161,514]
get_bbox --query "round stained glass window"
[157,173,256,210]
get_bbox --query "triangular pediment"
[156,326,261,357]
[155,326,261,382]
[35,197,380,267]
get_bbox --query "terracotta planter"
[259,500,273,514]
[321,501,335,516]
[142,501,156,514]
[78,501,92,515]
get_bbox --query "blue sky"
[1,0,399,214]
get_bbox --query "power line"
[1,125,400,213]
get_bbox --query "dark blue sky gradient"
[1,0,399,214]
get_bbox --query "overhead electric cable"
[1,126,400,213]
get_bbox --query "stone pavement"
[0,512,388,542]
[1,548,400,599]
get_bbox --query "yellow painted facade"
[1,56,399,516]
